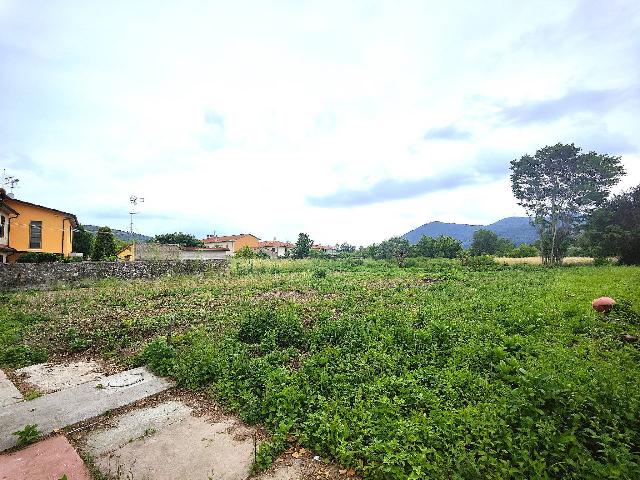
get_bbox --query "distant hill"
[402,216,538,247]
[83,225,151,243]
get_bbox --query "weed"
[12,424,41,446]
[24,390,42,401]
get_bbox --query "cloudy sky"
[1,0,639,245]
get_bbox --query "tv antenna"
[129,195,144,237]
[1,169,19,195]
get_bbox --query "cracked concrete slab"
[85,400,192,456]
[0,369,22,408]
[0,435,91,480]
[84,405,256,480]
[0,367,172,452]
[16,360,105,393]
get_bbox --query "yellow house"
[116,243,135,261]
[202,234,260,255]
[0,189,78,263]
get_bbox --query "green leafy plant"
[13,424,41,446]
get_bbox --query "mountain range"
[402,217,538,247]
[83,225,152,243]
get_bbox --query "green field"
[2,259,639,478]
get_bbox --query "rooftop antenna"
[1,169,19,196]
[129,195,144,238]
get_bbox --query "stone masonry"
[0,259,228,289]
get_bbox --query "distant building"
[256,240,295,258]
[0,188,78,263]
[202,234,260,255]
[312,244,338,255]
[116,243,229,261]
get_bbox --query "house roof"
[258,241,294,248]
[312,244,335,250]
[116,244,134,255]
[2,195,78,227]
[203,234,259,243]
[0,201,19,216]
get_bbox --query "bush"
[137,336,176,376]
[466,255,499,270]
[507,244,539,258]
[17,252,61,263]
[237,307,306,351]
[235,246,255,258]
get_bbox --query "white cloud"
[1,0,638,245]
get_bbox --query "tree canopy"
[152,232,204,247]
[415,235,462,258]
[92,226,117,261]
[470,230,514,256]
[376,237,412,265]
[292,233,313,259]
[582,184,640,264]
[72,225,94,258]
[510,143,624,265]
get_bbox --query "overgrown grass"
[2,260,639,478]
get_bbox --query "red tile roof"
[203,234,259,243]
[312,244,335,251]
[258,241,294,248]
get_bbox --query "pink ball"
[592,297,616,313]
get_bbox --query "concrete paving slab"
[0,435,91,480]
[16,361,104,393]
[0,367,172,452]
[256,462,304,480]
[88,415,256,480]
[0,369,22,408]
[85,400,192,456]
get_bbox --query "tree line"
[67,142,637,265]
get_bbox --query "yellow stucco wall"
[116,244,135,261]
[234,235,259,251]
[4,199,74,261]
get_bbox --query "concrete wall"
[0,259,229,289]
[206,240,235,253]
[178,249,227,260]
[135,243,181,260]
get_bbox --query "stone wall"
[0,259,229,289]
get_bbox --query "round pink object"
[592,296,616,313]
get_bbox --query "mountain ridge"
[83,225,151,243]
[402,216,538,247]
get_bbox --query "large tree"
[72,225,94,258]
[292,233,313,259]
[376,237,412,266]
[582,184,640,264]
[510,143,624,265]
[415,235,462,258]
[469,230,513,256]
[91,226,117,261]
[152,232,203,247]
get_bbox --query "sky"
[1,0,639,246]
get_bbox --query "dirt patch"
[367,277,443,289]
[258,446,360,480]
[253,289,319,302]
[16,360,105,394]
